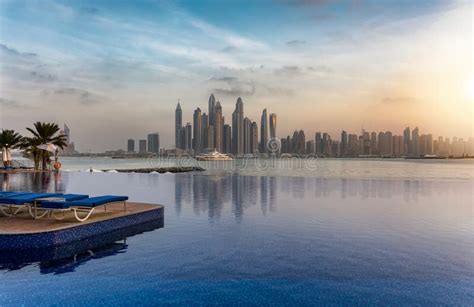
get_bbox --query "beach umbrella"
[38,143,58,153]
[2,147,7,163]
[6,148,11,162]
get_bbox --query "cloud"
[209,76,256,97]
[0,98,20,108]
[47,88,103,105]
[209,76,239,82]
[30,71,55,82]
[306,65,331,73]
[0,44,37,58]
[274,65,302,76]
[221,46,239,53]
[286,40,307,47]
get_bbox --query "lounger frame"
[40,200,127,222]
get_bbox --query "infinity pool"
[0,172,473,305]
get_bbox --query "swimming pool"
[1,172,473,305]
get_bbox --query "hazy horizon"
[0,0,472,152]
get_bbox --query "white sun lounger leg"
[72,207,95,222]
[0,205,12,217]
[52,210,68,220]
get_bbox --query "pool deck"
[0,203,164,249]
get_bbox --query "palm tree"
[21,137,42,170]
[26,122,67,170]
[0,129,24,167]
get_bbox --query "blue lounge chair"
[0,192,62,217]
[32,194,89,218]
[40,195,129,222]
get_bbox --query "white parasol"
[38,143,58,153]
[2,147,7,162]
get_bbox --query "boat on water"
[195,151,233,161]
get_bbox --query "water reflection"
[0,219,163,274]
[173,174,472,221]
[1,172,67,193]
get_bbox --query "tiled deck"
[0,202,162,234]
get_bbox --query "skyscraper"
[193,108,202,154]
[127,139,135,152]
[269,113,277,139]
[208,94,216,126]
[223,124,232,154]
[214,101,223,152]
[260,109,268,153]
[175,102,182,149]
[207,125,215,150]
[147,133,160,154]
[315,132,322,155]
[139,139,147,153]
[232,97,244,155]
[185,123,192,152]
[412,127,420,156]
[251,122,258,154]
[340,130,348,157]
[202,113,209,149]
[403,126,411,155]
[370,132,377,155]
[243,117,252,154]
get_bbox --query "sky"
[0,0,472,152]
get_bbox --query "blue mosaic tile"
[0,207,164,250]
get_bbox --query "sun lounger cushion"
[40,195,128,209]
[0,193,62,205]
[0,192,32,197]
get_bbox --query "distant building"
[269,113,277,139]
[250,122,258,154]
[315,132,322,155]
[243,117,252,154]
[214,101,223,152]
[175,102,182,149]
[193,108,202,154]
[232,98,244,155]
[60,123,76,154]
[202,112,209,149]
[185,123,192,152]
[223,124,232,154]
[139,139,147,153]
[403,126,411,155]
[127,139,135,153]
[260,109,268,153]
[147,133,160,154]
[412,127,420,156]
[340,130,348,157]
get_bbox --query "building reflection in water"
[0,172,465,224]
[172,173,466,222]
[1,172,67,194]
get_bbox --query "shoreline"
[0,166,205,174]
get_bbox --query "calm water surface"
[0,161,473,305]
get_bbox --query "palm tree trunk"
[42,151,47,170]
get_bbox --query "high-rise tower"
[193,108,202,154]
[208,94,216,126]
[269,113,277,139]
[214,101,223,152]
[260,109,268,153]
[232,97,244,155]
[175,102,182,149]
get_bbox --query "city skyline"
[123,93,473,158]
[0,0,472,151]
